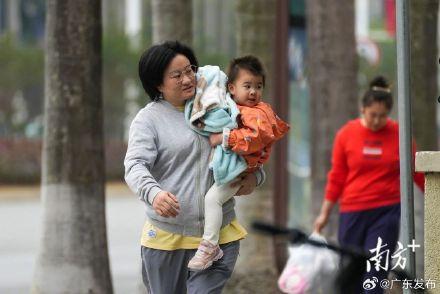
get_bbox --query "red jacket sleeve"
[412,141,425,192]
[228,106,289,155]
[228,124,270,155]
[325,130,348,203]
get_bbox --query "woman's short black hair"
[362,75,393,111]
[138,40,198,100]
[226,55,266,87]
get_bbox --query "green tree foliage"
[102,32,142,140]
[0,32,146,139]
[0,35,43,90]
[0,34,44,136]
[0,33,144,183]
[359,40,397,106]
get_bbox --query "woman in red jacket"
[313,76,424,294]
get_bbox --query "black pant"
[338,204,401,294]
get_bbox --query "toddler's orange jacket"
[225,102,290,171]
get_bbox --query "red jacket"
[227,102,290,171]
[325,118,424,212]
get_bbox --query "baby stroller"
[252,221,427,294]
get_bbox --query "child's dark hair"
[226,55,266,86]
[362,76,393,110]
[138,40,198,100]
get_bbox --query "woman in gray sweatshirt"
[124,40,264,294]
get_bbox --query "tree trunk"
[32,1,113,293]
[307,0,358,241]
[410,0,438,151]
[235,0,276,188]
[151,0,193,45]
[226,1,280,291]
[235,0,276,105]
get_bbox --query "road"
[0,183,146,294]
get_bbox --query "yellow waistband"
[141,219,247,250]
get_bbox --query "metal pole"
[396,0,416,289]
[273,0,289,273]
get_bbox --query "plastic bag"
[278,234,340,294]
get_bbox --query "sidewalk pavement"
[0,181,146,294]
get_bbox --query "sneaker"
[188,240,224,271]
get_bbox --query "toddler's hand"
[209,133,223,147]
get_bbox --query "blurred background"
[0,0,438,293]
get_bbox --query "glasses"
[168,65,197,83]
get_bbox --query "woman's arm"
[413,172,425,192]
[324,131,348,203]
[313,199,336,233]
[412,141,425,192]
[231,168,265,196]
[124,116,161,205]
[124,115,180,217]
[313,130,347,233]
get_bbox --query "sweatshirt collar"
[159,99,185,113]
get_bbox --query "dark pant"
[141,241,240,294]
[338,204,400,294]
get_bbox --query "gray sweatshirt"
[125,99,264,236]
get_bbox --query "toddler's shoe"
[188,239,223,271]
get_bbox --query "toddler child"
[188,55,290,270]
